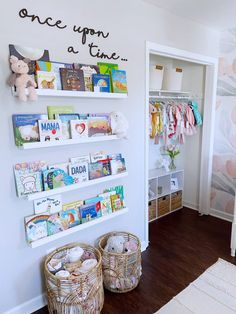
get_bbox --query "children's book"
[111,69,128,93]
[62,200,84,212]
[12,114,48,146]
[68,162,89,183]
[104,185,124,202]
[37,71,57,90]
[99,159,111,177]
[42,169,74,191]
[36,61,73,90]
[110,158,126,175]
[110,194,123,212]
[97,193,113,216]
[48,163,69,174]
[85,197,102,218]
[34,195,62,214]
[54,114,79,139]
[88,116,110,137]
[88,162,104,180]
[60,209,80,229]
[108,153,122,161]
[25,214,49,243]
[70,119,88,139]
[92,74,110,93]
[90,151,107,163]
[70,155,90,164]
[97,62,118,92]
[74,64,100,91]
[79,203,98,223]
[60,68,85,91]
[47,213,65,236]
[47,106,74,120]
[14,171,42,197]
[14,161,48,174]
[38,120,62,141]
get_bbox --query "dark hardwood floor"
[33,207,236,314]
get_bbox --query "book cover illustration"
[104,185,124,204]
[62,200,84,212]
[43,169,74,191]
[110,194,123,212]
[79,203,98,223]
[37,71,57,90]
[34,195,62,214]
[9,44,50,76]
[99,159,111,177]
[49,163,69,174]
[111,70,128,94]
[60,68,85,91]
[110,158,126,175]
[92,74,110,93]
[47,213,65,236]
[70,155,90,164]
[98,195,113,216]
[38,120,62,141]
[74,64,100,91]
[70,119,88,139]
[25,214,49,243]
[68,162,89,184]
[88,162,104,180]
[47,106,74,120]
[36,61,73,89]
[55,114,79,139]
[15,171,42,197]
[14,161,48,174]
[88,116,110,137]
[97,62,118,92]
[90,151,107,163]
[12,114,48,146]
[60,209,80,229]
[85,197,102,218]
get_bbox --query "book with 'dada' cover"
[68,162,89,184]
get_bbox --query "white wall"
[0,0,219,312]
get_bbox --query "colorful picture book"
[42,168,74,190]
[88,116,110,137]
[37,71,57,90]
[70,119,88,139]
[111,69,128,93]
[62,200,84,212]
[85,197,102,218]
[70,155,90,164]
[25,214,49,243]
[68,162,89,183]
[110,194,123,211]
[60,209,80,229]
[47,213,65,236]
[98,192,113,215]
[55,114,79,139]
[80,203,98,223]
[12,114,47,146]
[38,120,62,141]
[110,158,126,174]
[90,151,107,163]
[97,62,118,92]
[74,64,100,91]
[60,68,85,91]
[34,195,62,214]
[49,162,69,174]
[36,61,73,90]
[92,74,110,93]
[47,106,74,120]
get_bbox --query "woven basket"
[98,231,142,293]
[44,242,104,314]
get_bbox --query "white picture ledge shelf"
[20,135,120,150]
[12,88,127,99]
[29,207,129,248]
[26,172,128,201]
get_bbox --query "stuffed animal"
[110,111,129,139]
[104,235,125,253]
[149,103,158,138]
[123,240,138,253]
[8,55,37,102]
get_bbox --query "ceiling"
[143,0,236,31]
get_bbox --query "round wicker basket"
[44,242,104,314]
[98,231,142,293]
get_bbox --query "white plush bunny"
[110,111,129,139]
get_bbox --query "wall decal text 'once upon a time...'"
[18,8,128,62]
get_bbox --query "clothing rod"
[149,96,190,100]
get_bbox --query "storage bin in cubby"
[158,195,170,217]
[171,191,182,211]
[148,199,157,221]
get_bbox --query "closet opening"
[144,42,218,247]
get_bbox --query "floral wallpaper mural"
[211,28,236,215]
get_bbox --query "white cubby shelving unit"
[12,88,127,99]
[19,135,120,150]
[29,207,129,248]
[148,168,184,222]
[26,172,128,201]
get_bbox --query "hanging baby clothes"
[189,101,202,126]
[185,105,197,136]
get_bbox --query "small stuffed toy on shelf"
[8,55,37,102]
[110,111,129,139]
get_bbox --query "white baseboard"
[3,294,46,314]
[4,240,148,314]
[183,200,199,211]
[210,208,233,222]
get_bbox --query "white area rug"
[155,259,236,314]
